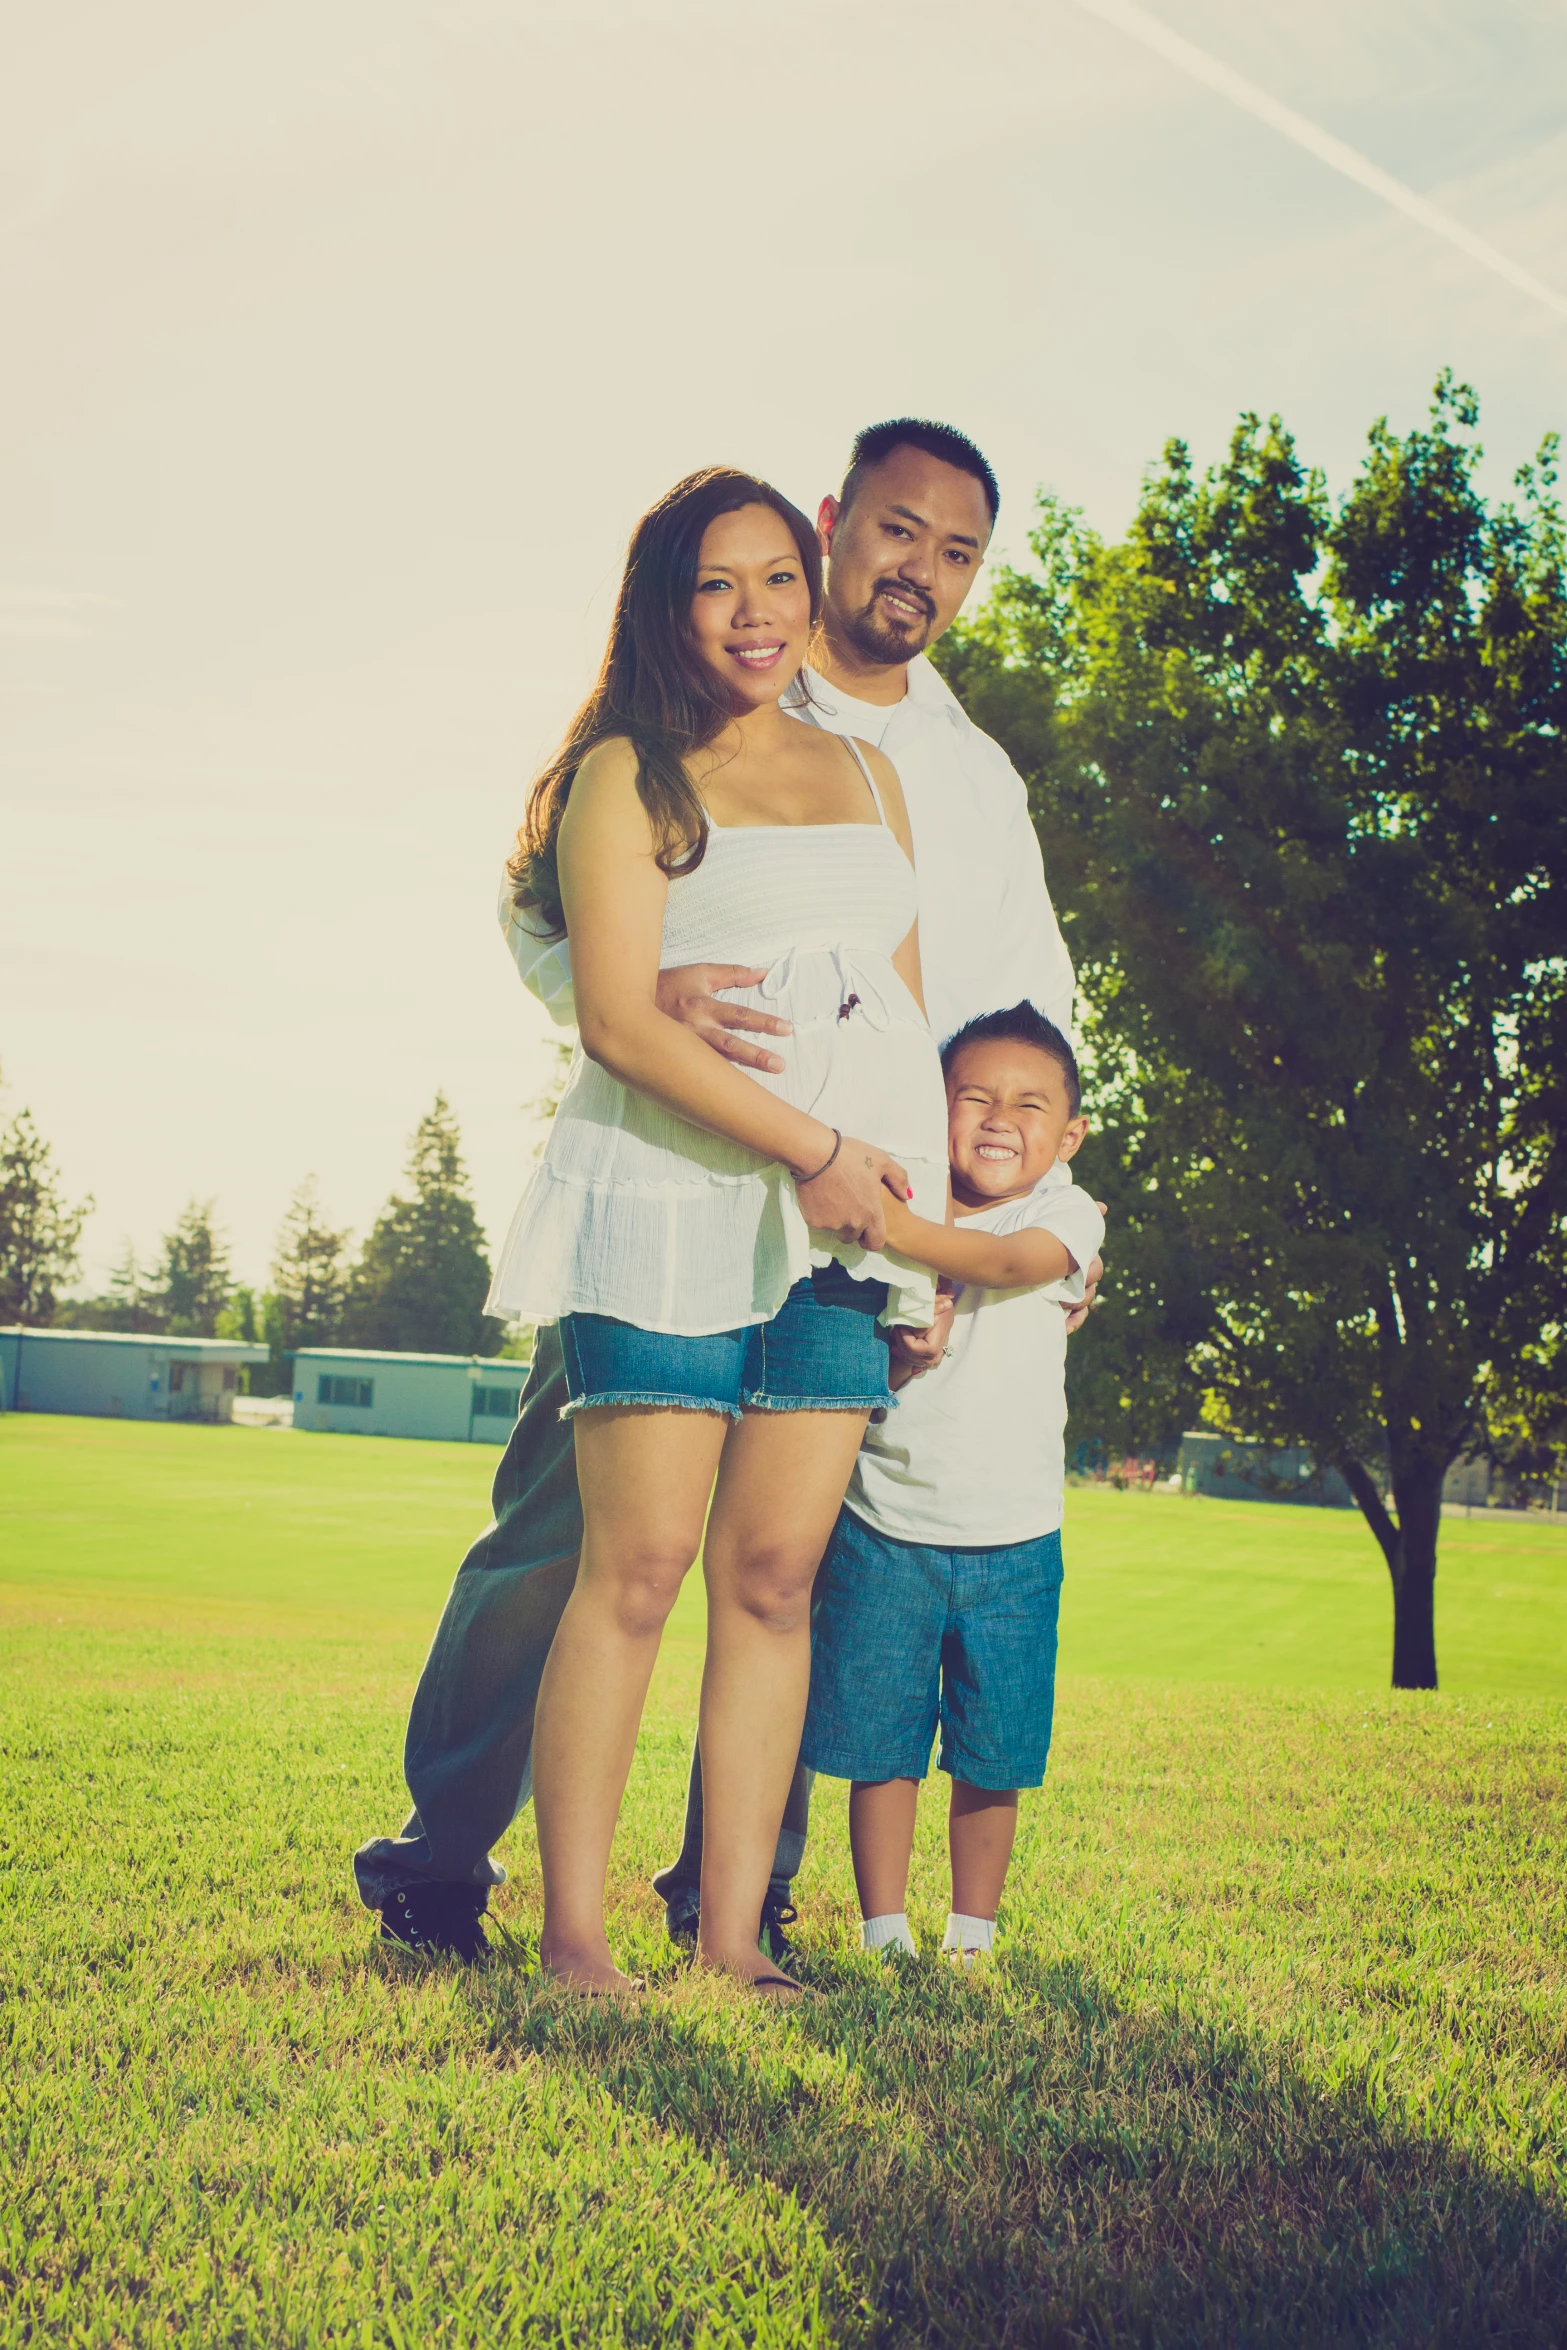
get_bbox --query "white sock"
[942,1911,995,1954]
[861,1912,917,1955]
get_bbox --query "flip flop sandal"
[749,1972,810,1998]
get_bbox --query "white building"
[292,1347,528,1443]
[1175,1432,1355,1507]
[0,1327,269,1423]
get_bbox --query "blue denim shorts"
[558,1265,893,1421]
[800,1509,1064,1790]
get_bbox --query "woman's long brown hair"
[507,467,823,938]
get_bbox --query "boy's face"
[945,1037,1089,1207]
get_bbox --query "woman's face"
[687,503,814,712]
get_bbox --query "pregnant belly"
[734,952,946,1153]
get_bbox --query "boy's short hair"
[839,418,1000,525]
[940,1002,1082,1116]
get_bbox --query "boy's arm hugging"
[879,1197,1083,1293]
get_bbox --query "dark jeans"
[354,1325,581,1906]
[353,1320,813,1909]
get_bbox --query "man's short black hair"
[940,1001,1082,1115]
[840,417,1000,526]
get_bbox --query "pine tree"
[270,1178,350,1353]
[343,1095,497,1355]
[0,1103,93,1325]
[156,1201,233,1337]
[106,1241,160,1332]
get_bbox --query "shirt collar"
[904,652,963,714]
[797,653,967,728]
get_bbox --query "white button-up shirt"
[500,653,1073,1049]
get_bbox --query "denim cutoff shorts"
[558,1264,894,1421]
[800,1508,1064,1790]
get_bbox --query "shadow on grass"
[465,1942,1567,2350]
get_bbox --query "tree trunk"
[1387,1462,1442,1689]
[1340,1456,1442,1690]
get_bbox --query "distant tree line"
[0,1087,516,1382]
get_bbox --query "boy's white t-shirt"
[845,1176,1106,1548]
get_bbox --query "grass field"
[2,1415,1564,2346]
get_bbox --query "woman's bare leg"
[532,1405,728,1991]
[697,1408,869,1989]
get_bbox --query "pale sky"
[4,0,1564,1294]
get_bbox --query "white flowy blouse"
[485,740,949,1337]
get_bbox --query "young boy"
[799,1002,1104,1965]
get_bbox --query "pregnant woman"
[487,466,950,1996]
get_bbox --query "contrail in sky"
[1063,0,1567,322]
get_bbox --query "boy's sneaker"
[377,1882,490,1964]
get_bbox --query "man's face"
[945,1038,1088,1207]
[818,444,993,667]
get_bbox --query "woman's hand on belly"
[794,1134,911,1252]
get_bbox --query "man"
[353,420,1091,1962]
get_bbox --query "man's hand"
[888,1286,956,1390]
[655,963,791,1074]
[795,1135,909,1253]
[1064,1221,1106,1336]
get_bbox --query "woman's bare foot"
[697,1940,809,1999]
[539,1936,643,1997]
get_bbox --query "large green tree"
[344,1095,498,1355]
[0,1095,92,1325]
[939,376,1566,1688]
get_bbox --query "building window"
[318,1374,374,1409]
[472,1385,522,1421]
[170,1363,187,1393]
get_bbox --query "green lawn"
[2,1415,1564,2346]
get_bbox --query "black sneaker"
[659,1883,701,1949]
[378,1882,490,1964]
[651,1880,799,1962]
[759,1888,801,1969]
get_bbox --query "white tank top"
[487,737,949,1336]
